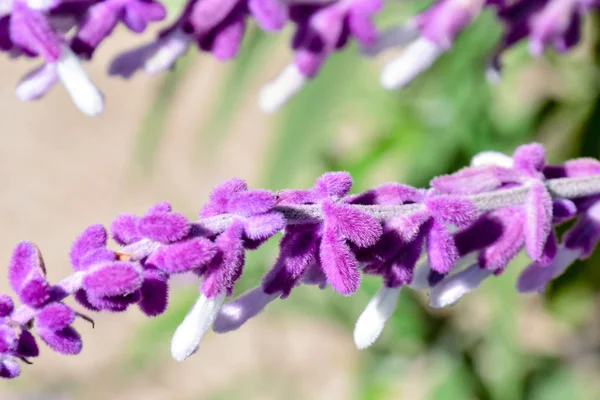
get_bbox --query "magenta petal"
[86,291,140,312]
[138,212,190,244]
[110,213,141,246]
[313,172,353,199]
[70,224,108,270]
[227,190,276,216]
[248,0,287,32]
[371,183,422,205]
[0,325,17,353]
[243,212,285,240]
[79,248,116,269]
[319,229,360,295]
[322,199,382,247]
[8,242,44,294]
[16,330,39,358]
[19,277,51,308]
[38,326,82,355]
[35,303,75,331]
[0,358,20,379]
[524,182,553,261]
[431,166,520,195]
[202,178,248,216]
[211,16,246,60]
[426,220,459,274]
[262,227,319,295]
[425,196,477,227]
[202,221,245,298]
[82,261,143,297]
[562,158,600,177]
[552,199,577,223]
[512,142,545,177]
[537,230,558,267]
[146,201,172,214]
[0,295,14,317]
[386,211,430,243]
[74,289,100,312]
[275,189,314,205]
[478,207,526,271]
[148,238,216,274]
[138,268,169,317]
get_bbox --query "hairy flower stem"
[7,175,600,329]
[198,175,600,230]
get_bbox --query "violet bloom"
[109,0,287,78]
[5,0,104,115]
[170,180,284,361]
[4,142,600,378]
[367,0,484,89]
[213,172,383,333]
[258,0,381,112]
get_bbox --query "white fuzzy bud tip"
[171,292,226,362]
[353,286,401,350]
[429,265,491,308]
[258,64,306,113]
[380,38,441,90]
[56,45,104,116]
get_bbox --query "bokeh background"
[1,2,600,399]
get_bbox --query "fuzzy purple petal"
[37,326,82,355]
[70,224,108,271]
[0,295,14,317]
[146,201,172,214]
[426,220,459,274]
[431,166,521,195]
[137,212,190,244]
[86,291,141,312]
[19,278,51,309]
[110,213,141,246]
[322,199,382,247]
[262,226,319,295]
[249,0,287,32]
[79,248,117,270]
[243,212,285,240]
[148,238,216,274]
[16,330,39,358]
[313,172,353,199]
[35,303,75,331]
[0,325,17,353]
[82,261,143,298]
[201,178,248,217]
[386,211,430,243]
[512,143,545,177]
[478,207,526,271]
[201,221,245,298]
[9,242,44,294]
[227,190,276,216]
[524,181,553,261]
[552,199,577,223]
[275,189,314,205]
[319,228,360,295]
[425,196,477,227]
[0,358,20,379]
[138,268,169,317]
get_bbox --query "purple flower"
[258,0,382,112]
[5,142,600,379]
[5,0,105,115]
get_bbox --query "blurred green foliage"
[131,3,600,400]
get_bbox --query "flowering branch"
[3,142,600,378]
[1,0,597,115]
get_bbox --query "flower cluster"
[1,0,597,115]
[2,142,600,379]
